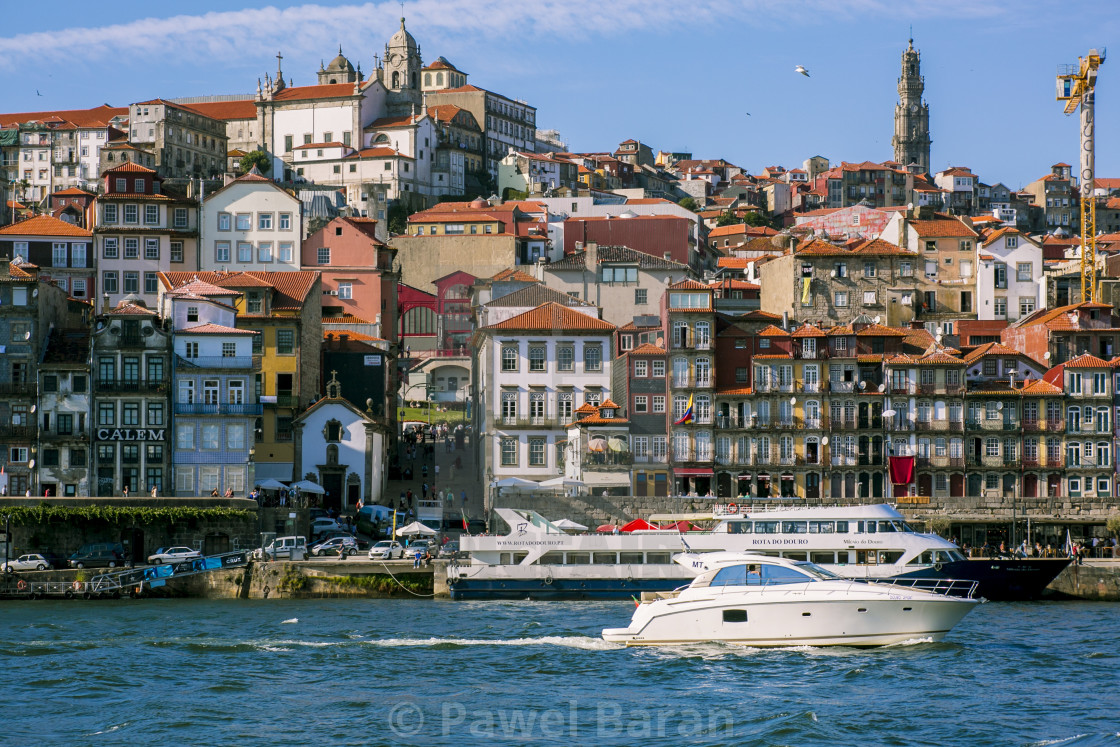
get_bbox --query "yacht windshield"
[794,561,842,580]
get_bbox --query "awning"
[674,468,714,476]
[585,472,631,486]
[253,462,294,480]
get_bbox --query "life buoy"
[16,579,27,591]
[72,580,82,591]
[726,503,739,515]
[934,562,943,572]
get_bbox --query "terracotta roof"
[709,279,760,291]
[908,214,978,239]
[491,268,538,283]
[569,414,629,426]
[0,214,91,238]
[546,253,587,270]
[757,325,790,337]
[272,82,361,102]
[917,351,964,365]
[102,161,157,174]
[1064,353,1110,368]
[753,353,792,360]
[213,273,274,288]
[178,99,257,121]
[0,104,127,128]
[486,284,592,308]
[166,278,241,298]
[903,328,936,350]
[857,354,886,363]
[599,398,621,409]
[423,58,461,71]
[161,271,317,310]
[323,313,373,324]
[827,324,854,336]
[106,301,158,317]
[716,386,753,396]
[667,279,711,291]
[979,226,1025,248]
[855,324,908,337]
[368,114,417,129]
[962,341,1029,365]
[595,244,687,270]
[323,330,384,342]
[1020,379,1062,395]
[180,323,256,335]
[791,323,826,338]
[628,343,666,356]
[848,238,915,256]
[294,141,348,150]
[53,187,94,197]
[575,403,598,414]
[717,257,750,269]
[483,302,615,333]
[346,147,412,159]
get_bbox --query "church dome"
[388,17,417,51]
[326,49,355,73]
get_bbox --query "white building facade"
[976,227,1044,322]
[200,171,302,272]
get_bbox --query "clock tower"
[383,16,423,116]
[892,39,931,174]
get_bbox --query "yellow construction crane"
[1057,49,1105,303]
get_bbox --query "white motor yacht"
[601,552,980,647]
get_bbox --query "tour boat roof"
[653,503,906,523]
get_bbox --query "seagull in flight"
[795,65,810,77]
[36,89,43,96]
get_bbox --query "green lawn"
[398,406,468,425]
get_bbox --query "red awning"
[675,468,714,476]
[620,518,660,532]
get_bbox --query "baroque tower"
[892,39,931,174]
[383,17,423,116]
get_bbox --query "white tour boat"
[601,552,981,647]
[449,505,1066,600]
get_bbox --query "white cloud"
[0,0,1014,70]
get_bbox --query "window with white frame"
[144,204,159,225]
[215,242,231,263]
[237,243,252,262]
[258,213,273,230]
[145,238,159,260]
[52,243,67,267]
[584,344,602,371]
[124,238,139,259]
[634,395,648,413]
[124,204,138,224]
[278,243,293,263]
[257,243,272,263]
[235,214,251,230]
[834,291,848,307]
[317,247,330,265]
[500,437,518,466]
[279,213,292,230]
[528,345,546,372]
[218,213,231,231]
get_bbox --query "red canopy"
[596,524,618,533]
[658,520,698,532]
[620,518,660,532]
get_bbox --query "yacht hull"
[894,558,1071,600]
[602,597,977,647]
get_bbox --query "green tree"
[678,196,699,212]
[238,149,271,176]
[715,210,742,227]
[387,202,409,235]
[743,211,777,229]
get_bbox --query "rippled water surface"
[3,599,1119,746]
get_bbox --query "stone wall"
[1047,561,1120,600]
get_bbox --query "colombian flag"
[674,394,694,425]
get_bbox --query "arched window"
[374,133,390,144]
[424,73,431,86]
[391,71,400,88]
[402,306,437,335]
[436,72,443,86]
[411,72,417,88]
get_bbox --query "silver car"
[1,553,52,573]
[368,540,405,560]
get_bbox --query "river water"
[3,598,1118,746]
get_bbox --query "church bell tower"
[892,39,931,174]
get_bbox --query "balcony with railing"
[260,394,300,407]
[1022,418,1064,433]
[829,416,859,430]
[889,382,917,395]
[671,373,712,389]
[672,446,714,463]
[966,418,1020,432]
[829,381,856,394]
[173,403,264,416]
[915,418,965,432]
[1022,454,1065,469]
[495,415,563,429]
[916,455,966,469]
[583,451,633,470]
[175,355,257,370]
[0,424,36,440]
[0,382,34,397]
[800,380,822,393]
[40,428,89,441]
[95,378,169,393]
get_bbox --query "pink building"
[302,216,398,343]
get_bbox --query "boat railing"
[873,577,979,599]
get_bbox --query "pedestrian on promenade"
[437,489,444,504]
[123,485,129,498]
[413,549,422,568]
[422,482,429,499]
[461,490,467,508]
[406,488,413,505]
[435,464,440,480]
[151,486,158,498]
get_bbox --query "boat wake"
[280,618,299,624]
[363,636,622,651]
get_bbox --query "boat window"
[865,521,877,534]
[811,551,836,564]
[500,552,511,565]
[619,552,645,565]
[808,521,834,534]
[646,552,672,564]
[856,550,878,564]
[795,561,842,579]
[760,565,812,584]
[711,564,760,586]
[565,552,590,565]
[835,521,849,533]
[727,521,752,534]
[933,550,954,564]
[879,551,905,564]
[538,552,564,565]
[500,552,528,565]
[782,551,808,561]
[782,521,808,534]
[902,522,918,533]
[723,609,748,623]
[513,552,528,565]
[835,551,850,564]
[948,550,965,562]
[754,521,780,534]
[878,521,902,533]
[593,552,618,564]
[908,550,935,565]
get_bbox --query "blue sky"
[2,0,1119,189]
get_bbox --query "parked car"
[69,548,124,569]
[308,508,329,523]
[147,547,201,565]
[258,536,308,561]
[368,540,405,560]
[404,539,435,558]
[438,542,461,559]
[1,553,52,573]
[310,537,358,557]
[310,518,343,539]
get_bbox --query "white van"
[261,536,307,560]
